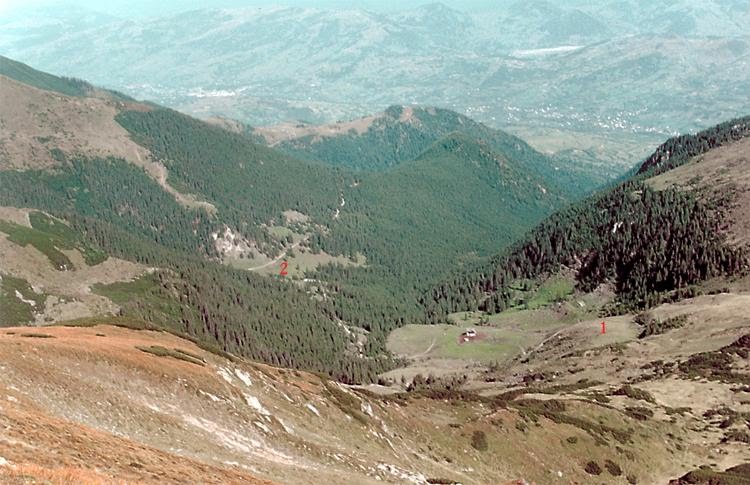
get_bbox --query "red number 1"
[600,321,606,334]
[280,261,288,276]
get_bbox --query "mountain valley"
[1,10,750,483]
[1,56,588,383]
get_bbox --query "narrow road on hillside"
[246,236,309,271]
[133,149,216,213]
[411,338,436,359]
[522,328,566,359]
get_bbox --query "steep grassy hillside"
[0,74,149,171]
[0,208,147,326]
[425,117,750,320]
[2,315,747,484]
[0,54,92,97]
[0,54,133,101]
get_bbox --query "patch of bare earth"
[256,114,379,145]
[282,210,310,223]
[0,207,31,227]
[398,106,418,124]
[0,229,149,322]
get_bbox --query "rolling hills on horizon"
[3,1,749,174]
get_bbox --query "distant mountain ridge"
[2,1,748,173]
[259,105,544,170]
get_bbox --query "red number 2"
[280,261,288,276]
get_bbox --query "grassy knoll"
[92,273,186,328]
[92,274,159,304]
[388,323,536,364]
[136,345,206,366]
[524,276,575,310]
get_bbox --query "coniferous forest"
[2,54,749,384]
[424,117,750,320]
[2,111,749,383]
[0,157,388,382]
[0,105,568,382]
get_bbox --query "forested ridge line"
[272,104,601,196]
[423,117,750,320]
[638,115,750,175]
[115,108,348,255]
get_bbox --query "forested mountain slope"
[0,57,577,382]
[259,104,605,192]
[424,116,750,320]
[260,105,544,171]
[310,132,566,346]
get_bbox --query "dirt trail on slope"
[411,338,437,359]
[246,236,309,271]
[134,149,216,213]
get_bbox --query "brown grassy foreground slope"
[0,306,748,484]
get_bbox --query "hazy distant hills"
[477,0,750,49]
[2,1,749,171]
